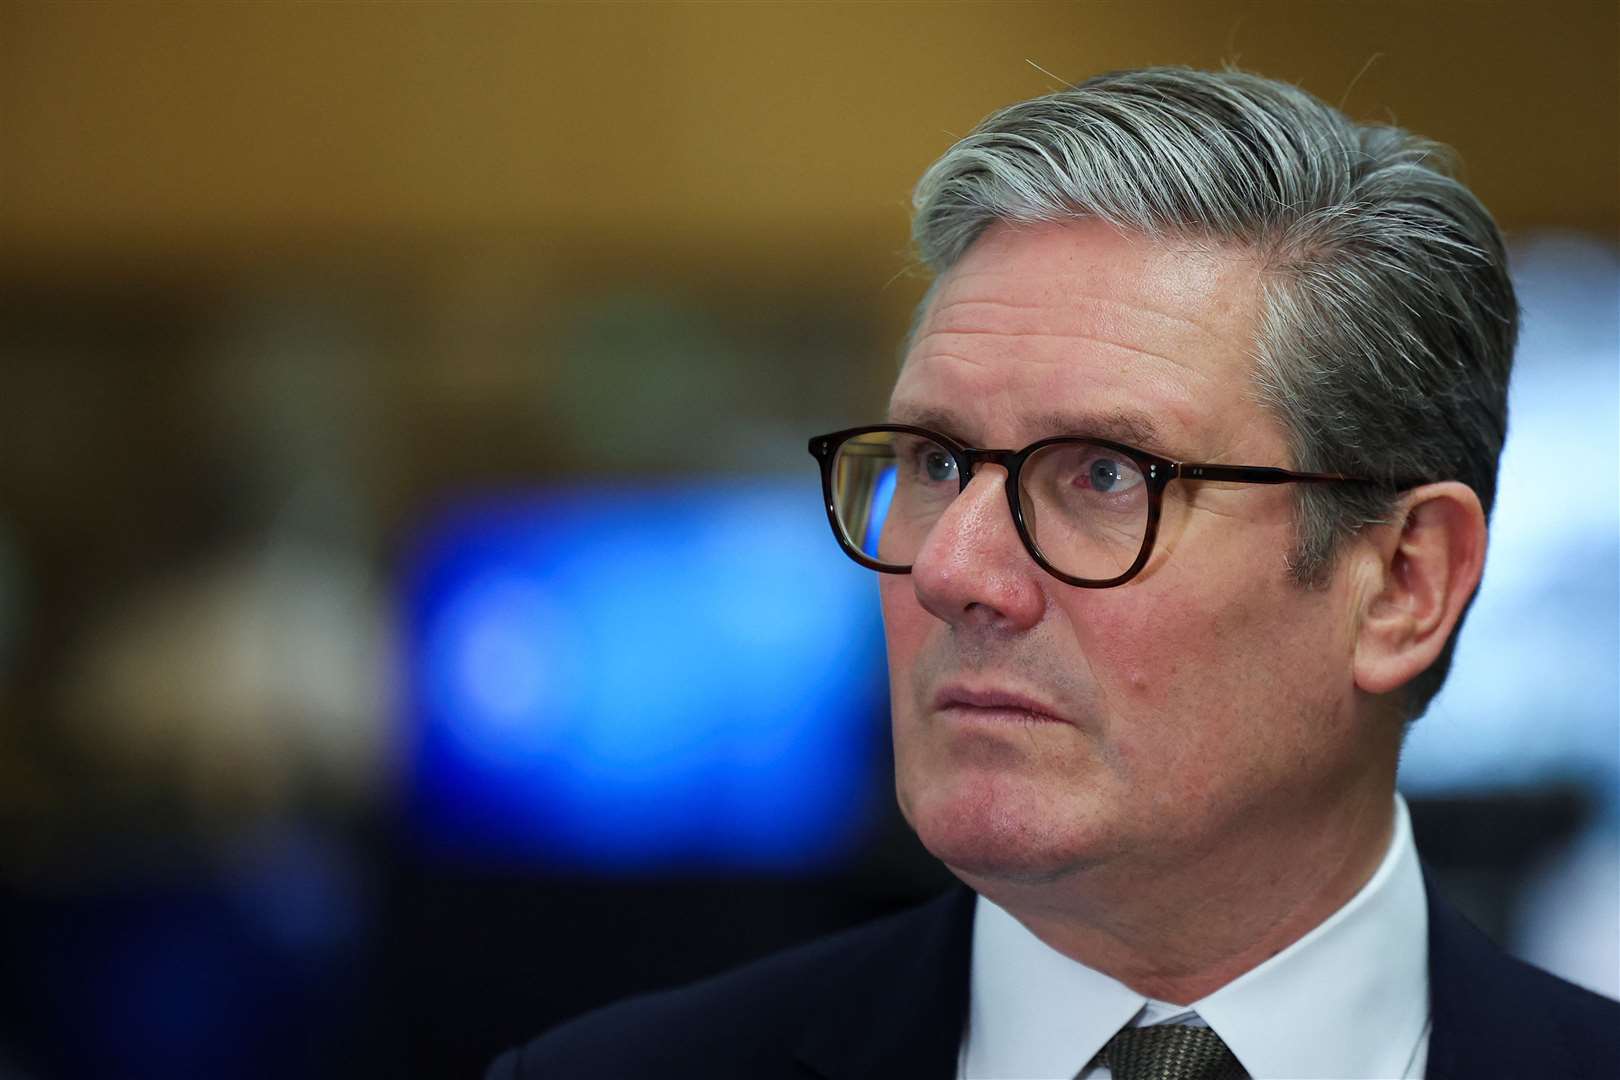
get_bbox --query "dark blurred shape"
[0,522,24,688]
[1410,788,1593,941]
[1515,822,1620,999]
[0,826,375,1080]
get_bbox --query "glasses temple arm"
[1174,463,1380,485]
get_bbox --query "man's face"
[883,220,1385,887]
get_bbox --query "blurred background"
[1,3,1615,1077]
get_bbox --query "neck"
[958,778,1398,1005]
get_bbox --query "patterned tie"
[1099,1023,1247,1080]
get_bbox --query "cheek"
[877,576,922,651]
[878,577,929,711]
[1065,569,1333,739]
[1060,584,1309,823]
[878,579,931,822]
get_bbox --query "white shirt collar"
[961,795,1430,1079]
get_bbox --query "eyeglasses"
[808,424,1378,588]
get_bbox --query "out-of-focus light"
[402,478,888,873]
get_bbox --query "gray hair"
[910,67,1517,718]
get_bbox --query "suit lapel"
[789,885,976,1080]
[783,870,1607,1079]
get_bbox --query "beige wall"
[4,1,1617,272]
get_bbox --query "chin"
[899,769,1108,886]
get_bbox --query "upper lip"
[932,684,1072,723]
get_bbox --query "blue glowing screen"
[402,479,889,872]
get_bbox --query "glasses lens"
[831,430,959,567]
[1019,441,1151,581]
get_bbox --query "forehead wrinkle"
[907,349,997,372]
[907,325,1218,440]
[918,326,1191,372]
[917,295,1232,382]
[927,274,1224,339]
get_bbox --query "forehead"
[892,220,1267,454]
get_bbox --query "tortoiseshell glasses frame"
[809,424,1384,589]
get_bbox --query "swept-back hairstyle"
[910,67,1517,718]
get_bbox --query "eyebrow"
[884,405,1171,453]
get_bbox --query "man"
[490,67,1619,1079]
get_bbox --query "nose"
[907,465,1047,631]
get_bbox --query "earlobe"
[1352,482,1487,697]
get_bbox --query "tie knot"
[1101,1023,1246,1080]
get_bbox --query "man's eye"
[1078,455,1143,493]
[923,450,957,484]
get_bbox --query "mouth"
[931,684,1072,726]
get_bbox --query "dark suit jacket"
[488,877,1620,1079]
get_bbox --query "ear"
[1352,482,1488,696]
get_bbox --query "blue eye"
[1074,453,1142,494]
[924,450,957,484]
[1089,459,1120,491]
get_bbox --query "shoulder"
[486,887,974,1080]
[1465,950,1620,1077]
[1480,949,1620,1068]
[1426,882,1620,1077]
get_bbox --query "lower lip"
[938,704,1070,726]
